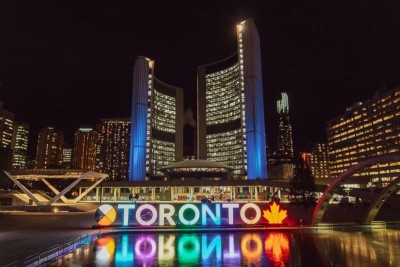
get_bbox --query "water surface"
[55,230,400,266]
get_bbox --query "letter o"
[240,203,261,224]
[178,204,200,225]
[135,236,157,259]
[136,204,158,226]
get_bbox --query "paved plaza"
[0,211,95,265]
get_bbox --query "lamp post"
[367,181,376,199]
[343,187,352,199]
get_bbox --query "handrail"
[17,231,98,267]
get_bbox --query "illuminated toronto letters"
[101,202,288,227]
[159,204,176,226]
[97,233,289,265]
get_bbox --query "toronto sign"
[95,202,288,227]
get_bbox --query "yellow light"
[264,233,290,264]
[148,60,154,69]
[263,202,288,224]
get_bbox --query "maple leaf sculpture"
[263,202,288,224]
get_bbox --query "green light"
[178,204,200,225]
[178,235,200,264]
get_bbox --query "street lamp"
[343,187,352,198]
[367,181,376,199]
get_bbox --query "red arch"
[311,155,400,224]
[363,176,400,223]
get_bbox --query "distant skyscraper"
[0,101,15,149]
[11,122,29,169]
[327,87,400,187]
[307,143,330,179]
[36,127,64,169]
[62,144,73,169]
[129,57,183,181]
[276,92,294,163]
[73,126,97,170]
[197,18,267,179]
[97,119,130,180]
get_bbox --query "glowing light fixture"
[263,202,288,224]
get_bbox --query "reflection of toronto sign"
[95,202,288,227]
[96,232,290,265]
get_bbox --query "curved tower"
[197,19,267,179]
[129,56,183,181]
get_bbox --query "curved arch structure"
[197,19,267,179]
[362,176,400,223]
[129,56,183,181]
[311,155,400,224]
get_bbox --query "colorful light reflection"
[68,231,400,266]
[178,235,200,264]
[115,235,134,265]
[134,235,157,264]
[241,234,263,264]
[264,233,290,265]
[95,237,115,263]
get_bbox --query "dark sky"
[1,0,400,156]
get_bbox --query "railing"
[4,231,98,267]
[387,221,400,230]
[315,221,391,231]
[316,223,334,231]
[371,221,386,230]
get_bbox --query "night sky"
[1,1,400,156]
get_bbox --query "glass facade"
[276,93,294,163]
[96,119,130,180]
[73,127,97,170]
[130,56,183,181]
[36,127,64,169]
[205,63,246,175]
[11,122,29,169]
[327,88,400,187]
[308,143,330,179]
[197,19,267,179]
[0,101,15,149]
[148,81,178,176]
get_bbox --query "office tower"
[0,101,15,149]
[36,127,64,169]
[73,127,97,170]
[129,57,183,181]
[62,144,73,169]
[276,92,294,163]
[197,18,267,179]
[307,143,330,179]
[327,87,400,187]
[11,122,29,169]
[97,119,131,180]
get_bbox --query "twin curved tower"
[129,19,267,181]
[130,57,183,181]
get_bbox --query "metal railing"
[5,231,98,267]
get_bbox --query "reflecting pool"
[54,230,400,266]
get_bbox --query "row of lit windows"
[328,91,400,179]
[329,118,396,140]
[206,128,245,175]
[206,83,239,101]
[148,137,175,175]
[206,64,242,126]
[237,30,247,146]
[151,89,176,134]
[329,99,399,131]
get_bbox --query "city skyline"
[1,1,400,154]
